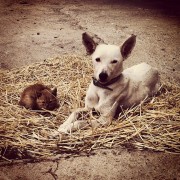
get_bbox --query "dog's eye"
[95,58,101,62]
[111,60,118,64]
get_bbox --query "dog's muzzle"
[99,72,108,83]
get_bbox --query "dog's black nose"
[99,72,108,82]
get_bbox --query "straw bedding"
[0,55,179,163]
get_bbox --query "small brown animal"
[19,83,59,110]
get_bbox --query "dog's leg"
[58,108,90,133]
[88,102,117,129]
[91,93,127,129]
[59,120,89,133]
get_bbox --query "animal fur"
[19,83,59,110]
[57,33,160,134]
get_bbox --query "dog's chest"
[85,82,121,112]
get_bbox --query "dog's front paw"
[89,120,100,129]
[58,123,66,130]
[49,129,66,138]
[97,116,112,126]
[58,126,69,134]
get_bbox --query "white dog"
[58,33,160,134]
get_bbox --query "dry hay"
[0,55,179,163]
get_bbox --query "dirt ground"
[0,0,180,179]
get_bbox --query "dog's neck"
[92,74,122,91]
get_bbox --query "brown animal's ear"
[82,32,97,55]
[52,88,57,96]
[121,34,136,60]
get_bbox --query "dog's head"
[82,32,136,84]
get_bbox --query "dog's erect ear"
[52,88,57,96]
[82,32,97,55]
[121,34,136,60]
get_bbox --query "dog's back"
[121,62,160,108]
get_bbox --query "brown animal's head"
[36,88,59,110]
